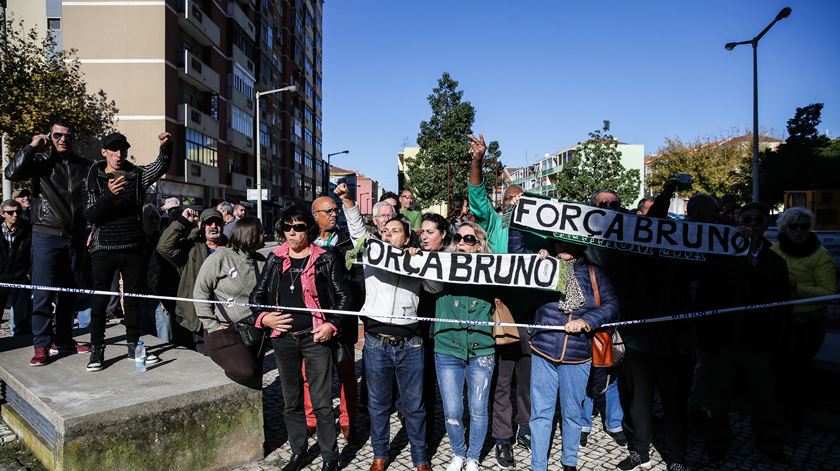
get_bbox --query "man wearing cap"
[82,131,172,371]
[157,206,227,353]
[5,117,92,366]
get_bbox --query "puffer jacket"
[771,233,837,313]
[528,260,619,364]
[343,204,442,333]
[5,145,90,237]
[433,283,495,361]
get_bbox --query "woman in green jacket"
[434,222,496,471]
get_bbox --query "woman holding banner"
[515,237,619,471]
[336,183,442,471]
[434,222,496,471]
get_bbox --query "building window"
[304,57,313,77]
[294,118,303,139]
[295,150,303,165]
[305,82,314,101]
[304,128,313,147]
[315,96,322,112]
[295,14,303,33]
[315,138,322,154]
[233,64,255,99]
[315,117,322,134]
[231,105,254,138]
[185,129,218,167]
[304,105,313,126]
[304,152,313,169]
[260,123,270,149]
[47,18,61,30]
[232,24,255,59]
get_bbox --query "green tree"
[405,72,502,209]
[554,120,641,205]
[759,103,840,206]
[1,17,118,168]
[647,136,752,201]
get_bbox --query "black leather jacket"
[249,248,350,328]
[5,145,91,237]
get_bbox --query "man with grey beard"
[157,207,227,353]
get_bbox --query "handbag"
[588,265,625,367]
[216,258,267,349]
[333,340,354,366]
[493,298,521,345]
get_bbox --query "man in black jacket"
[0,199,32,336]
[82,131,171,371]
[5,117,92,366]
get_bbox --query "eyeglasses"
[51,132,74,141]
[740,216,765,225]
[281,223,308,233]
[598,200,621,210]
[3,210,20,215]
[316,208,339,215]
[787,222,811,231]
[453,233,478,246]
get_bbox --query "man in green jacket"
[156,207,227,352]
[467,133,533,469]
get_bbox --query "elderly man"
[299,196,365,441]
[83,131,171,371]
[0,199,32,336]
[216,201,238,238]
[398,188,422,232]
[157,207,227,352]
[5,116,92,366]
[371,200,396,238]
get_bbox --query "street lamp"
[255,85,297,221]
[326,150,349,192]
[725,6,791,203]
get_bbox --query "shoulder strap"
[588,265,600,308]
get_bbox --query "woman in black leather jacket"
[249,204,351,471]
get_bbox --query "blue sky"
[321,1,840,191]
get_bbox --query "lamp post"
[326,150,349,192]
[255,85,296,222]
[725,6,791,203]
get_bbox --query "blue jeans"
[435,353,495,461]
[581,379,623,433]
[30,231,85,348]
[139,299,171,341]
[1,286,31,336]
[530,355,591,470]
[364,332,428,466]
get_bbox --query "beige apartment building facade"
[6,0,325,219]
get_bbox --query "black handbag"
[216,258,267,349]
[334,341,353,366]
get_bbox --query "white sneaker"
[465,459,480,471]
[446,456,464,471]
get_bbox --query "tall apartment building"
[5,0,325,219]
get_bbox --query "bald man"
[305,195,364,442]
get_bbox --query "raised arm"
[139,132,173,188]
[156,208,198,269]
[335,182,368,242]
[5,135,51,181]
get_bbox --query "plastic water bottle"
[135,340,147,372]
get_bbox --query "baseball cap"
[199,208,224,223]
[101,132,131,150]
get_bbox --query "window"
[260,123,270,149]
[295,14,303,33]
[47,18,61,30]
[185,129,218,167]
[304,57,313,77]
[304,128,313,147]
[231,105,253,138]
[233,64,255,99]
[315,117,322,134]
[304,152,313,169]
[314,74,322,89]
[305,10,313,32]
[315,138,322,154]
[315,96,322,112]
[304,105,313,126]
[232,24,255,59]
[305,82,314,101]
[305,34,313,56]
[294,149,303,165]
[294,118,303,138]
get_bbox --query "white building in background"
[508,143,645,204]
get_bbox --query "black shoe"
[580,431,589,447]
[321,460,337,471]
[608,430,628,447]
[126,342,160,364]
[282,454,306,471]
[516,432,531,452]
[562,465,577,471]
[86,346,105,372]
[756,446,789,464]
[495,443,515,469]
[617,451,652,471]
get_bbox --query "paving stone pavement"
[2,312,839,470]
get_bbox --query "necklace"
[287,254,310,293]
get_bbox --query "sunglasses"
[316,208,339,215]
[787,222,811,231]
[281,223,308,233]
[598,200,621,210]
[3,210,20,215]
[51,132,74,141]
[740,216,765,225]
[453,233,478,246]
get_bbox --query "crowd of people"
[2,118,838,471]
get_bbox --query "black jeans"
[491,339,532,442]
[619,347,691,462]
[273,333,337,461]
[90,250,143,346]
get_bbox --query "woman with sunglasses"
[193,217,266,389]
[335,183,441,471]
[433,222,497,471]
[771,207,837,423]
[249,204,350,471]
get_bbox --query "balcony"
[178,0,220,47]
[228,2,255,41]
[184,160,220,188]
[179,49,220,93]
[229,129,254,154]
[178,104,219,140]
[230,86,254,113]
[232,45,255,77]
[231,171,254,191]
